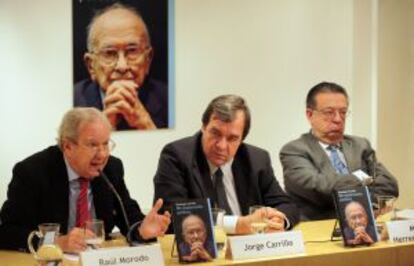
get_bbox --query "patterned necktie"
[328,145,349,175]
[76,178,91,227]
[213,168,232,215]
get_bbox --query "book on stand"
[333,186,378,246]
[172,199,217,263]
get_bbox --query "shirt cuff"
[284,217,291,230]
[222,215,239,234]
[127,221,156,245]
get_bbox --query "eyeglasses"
[312,108,350,120]
[93,46,151,67]
[75,139,116,153]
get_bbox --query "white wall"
[0,0,368,210]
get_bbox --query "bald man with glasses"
[74,3,168,130]
[280,82,398,221]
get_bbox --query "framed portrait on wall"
[72,0,174,131]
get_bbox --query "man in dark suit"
[74,3,168,130]
[280,82,398,220]
[0,107,170,253]
[154,95,299,234]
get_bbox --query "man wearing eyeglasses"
[280,82,398,220]
[74,3,168,130]
[0,108,171,253]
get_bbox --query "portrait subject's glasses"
[93,46,151,67]
[312,108,350,120]
[74,139,116,153]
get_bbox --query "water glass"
[249,205,268,234]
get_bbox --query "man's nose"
[114,51,129,72]
[332,111,344,123]
[216,137,228,150]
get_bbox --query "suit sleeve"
[279,141,361,209]
[257,151,299,228]
[0,162,41,251]
[361,139,399,200]
[153,144,190,213]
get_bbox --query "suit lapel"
[193,147,213,200]
[231,157,249,215]
[91,176,114,233]
[50,149,70,233]
[305,133,337,174]
[341,137,356,172]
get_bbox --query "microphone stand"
[99,171,131,230]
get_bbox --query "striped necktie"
[328,145,349,175]
[76,177,91,227]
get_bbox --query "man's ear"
[84,53,97,81]
[144,47,154,76]
[305,108,313,122]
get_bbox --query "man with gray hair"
[154,95,299,234]
[0,107,170,253]
[74,3,168,130]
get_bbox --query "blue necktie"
[328,145,349,175]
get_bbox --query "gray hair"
[202,94,251,140]
[57,107,111,149]
[86,3,151,52]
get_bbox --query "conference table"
[1,219,413,266]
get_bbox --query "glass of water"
[249,205,268,234]
[211,207,226,252]
[84,219,105,249]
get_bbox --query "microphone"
[99,170,131,230]
[362,149,377,186]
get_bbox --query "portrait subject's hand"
[182,241,212,262]
[138,198,171,240]
[353,226,374,245]
[103,80,156,129]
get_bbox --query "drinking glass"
[377,196,396,221]
[376,195,396,239]
[84,219,105,249]
[211,208,226,252]
[249,205,268,234]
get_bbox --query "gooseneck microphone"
[99,170,131,229]
[362,149,377,186]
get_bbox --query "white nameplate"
[80,244,164,266]
[386,220,414,243]
[226,231,305,260]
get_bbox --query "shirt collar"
[207,158,234,176]
[64,158,80,182]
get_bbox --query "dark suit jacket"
[280,132,399,220]
[0,146,144,251]
[74,78,168,130]
[153,132,299,231]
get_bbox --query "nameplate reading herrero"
[80,244,164,266]
[226,231,305,260]
[387,220,414,244]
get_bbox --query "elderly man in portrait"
[179,214,214,262]
[343,201,376,245]
[74,3,168,130]
[0,107,170,253]
[154,94,299,234]
[280,82,399,221]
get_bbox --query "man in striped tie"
[280,81,399,221]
